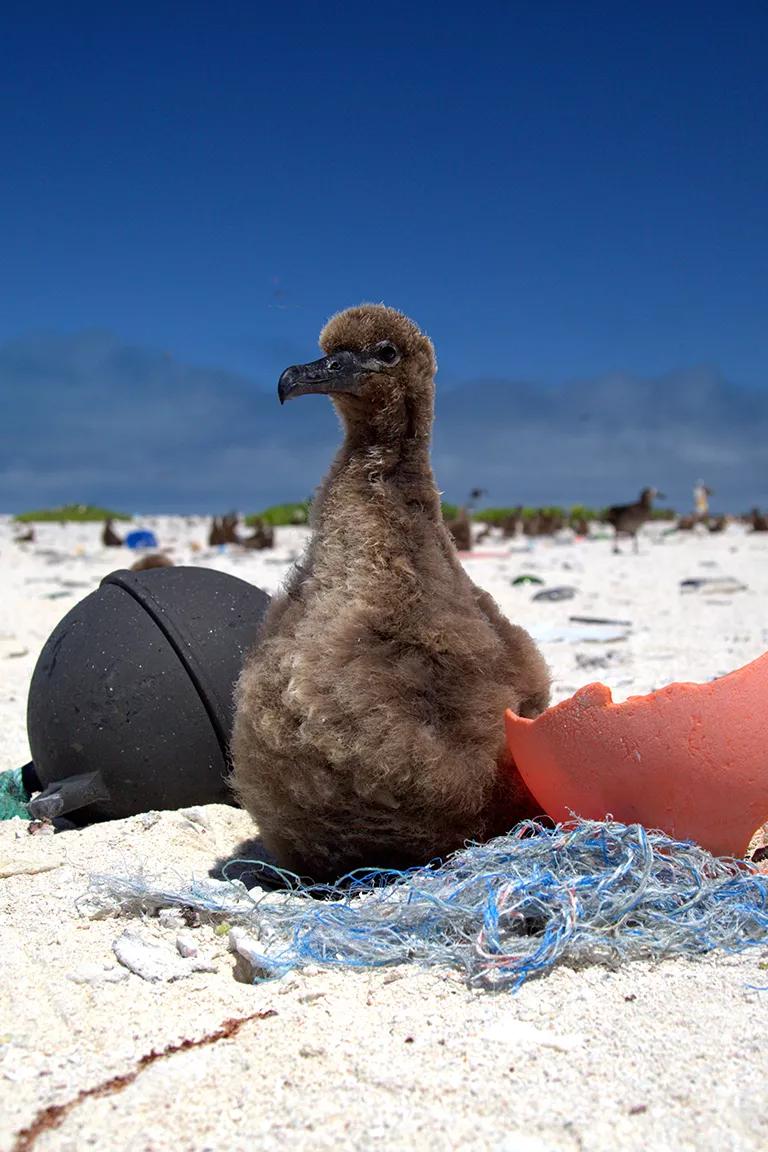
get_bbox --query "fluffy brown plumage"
[500,507,523,538]
[231,304,550,881]
[241,518,275,550]
[130,553,174,571]
[209,513,241,546]
[208,517,224,546]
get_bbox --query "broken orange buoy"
[504,651,768,858]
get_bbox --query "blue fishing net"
[90,819,768,990]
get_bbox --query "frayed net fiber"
[90,819,768,990]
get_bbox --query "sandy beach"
[1,517,767,1151]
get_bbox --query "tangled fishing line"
[88,818,768,990]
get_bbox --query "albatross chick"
[102,518,123,547]
[231,305,550,880]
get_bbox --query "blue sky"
[2,2,767,512]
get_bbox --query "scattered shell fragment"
[113,928,216,982]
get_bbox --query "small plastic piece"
[532,586,577,602]
[504,651,768,858]
[27,771,110,820]
[124,529,159,550]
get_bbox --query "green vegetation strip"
[14,505,131,523]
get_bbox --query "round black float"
[23,566,270,823]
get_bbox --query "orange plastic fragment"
[504,651,768,858]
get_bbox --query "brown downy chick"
[231,304,550,881]
[501,507,523,538]
[208,517,224,547]
[241,518,275,550]
[445,506,472,552]
[102,519,123,547]
[130,553,174,571]
[221,513,241,544]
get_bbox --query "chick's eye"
[374,341,400,366]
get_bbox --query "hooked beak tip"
[277,367,298,405]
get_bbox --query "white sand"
[1,517,767,1150]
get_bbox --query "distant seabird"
[605,488,663,553]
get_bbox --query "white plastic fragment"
[112,928,216,982]
[176,930,198,958]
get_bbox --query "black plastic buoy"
[24,566,270,823]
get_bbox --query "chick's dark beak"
[278,351,366,404]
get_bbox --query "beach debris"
[574,650,629,672]
[570,615,632,627]
[505,650,768,858]
[0,767,29,821]
[680,577,747,595]
[24,567,270,824]
[112,928,216,982]
[91,818,768,991]
[531,624,630,644]
[27,819,55,836]
[124,528,159,550]
[511,574,544,586]
[532,586,577,602]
